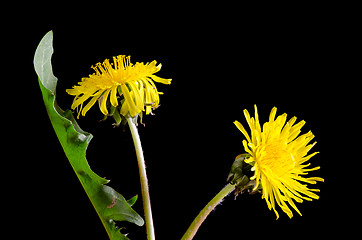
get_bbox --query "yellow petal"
[243,109,252,130]
[71,94,91,110]
[128,82,144,112]
[121,84,138,117]
[99,89,111,115]
[234,121,251,143]
[254,105,262,133]
[110,85,119,107]
[242,140,253,156]
[151,75,172,84]
[82,91,103,116]
[66,88,81,95]
[120,100,129,116]
[269,107,277,122]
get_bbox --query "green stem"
[127,117,155,240]
[181,183,235,240]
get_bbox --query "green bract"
[34,31,144,240]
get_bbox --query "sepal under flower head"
[227,153,261,197]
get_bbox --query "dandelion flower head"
[234,105,324,219]
[66,55,171,119]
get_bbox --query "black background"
[14,2,346,240]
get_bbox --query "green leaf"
[127,195,139,207]
[34,31,144,240]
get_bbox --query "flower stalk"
[127,117,155,240]
[181,183,236,240]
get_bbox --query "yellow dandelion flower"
[233,105,324,219]
[66,55,171,119]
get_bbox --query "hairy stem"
[127,117,155,240]
[181,183,235,240]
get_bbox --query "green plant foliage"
[34,31,144,240]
